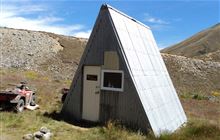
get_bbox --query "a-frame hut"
[61,4,187,136]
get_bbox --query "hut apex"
[61,4,187,136]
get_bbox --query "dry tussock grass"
[0,68,220,140]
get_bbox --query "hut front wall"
[62,8,151,132]
[84,9,150,132]
[61,7,106,120]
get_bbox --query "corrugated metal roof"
[105,4,150,29]
[108,7,187,136]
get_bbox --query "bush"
[180,120,220,139]
[180,92,208,100]
[212,91,220,97]
[24,71,38,80]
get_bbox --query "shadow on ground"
[43,111,101,128]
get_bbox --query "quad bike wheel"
[15,99,24,113]
[30,94,36,106]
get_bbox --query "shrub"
[181,92,208,100]
[24,71,38,80]
[212,91,220,97]
[181,120,220,139]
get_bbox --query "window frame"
[101,69,124,92]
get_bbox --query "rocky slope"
[0,28,62,69]
[162,54,220,95]
[0,27,219,95]
[161,23,220,62]
[0,27,87,79]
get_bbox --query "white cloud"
[144,13,169,25]
[0,3,91,38]
[73,30,91,38]
[147,18,168,24]
[150,24,169,30]
[143,13,170,31]
[0,4,46,18]
[157,43,168,50]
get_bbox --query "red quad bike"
[0,82,37,112]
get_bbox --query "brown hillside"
[162,53,220,95]
[39,32,87,79]
[0,27,87,80]
[1,27,220,139]
[161,23,220,62]
[1,27,220,96]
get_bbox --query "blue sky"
[0,0,219,49]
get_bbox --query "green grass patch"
[176,120,220,140]
[192,94,208,100]
[1,111,220,140]
[42,76,50,81]
[64,79,72,86]
[0,69,6,75]
[180,92,208,100]
[0,68,219,140]
[24,70,39,80]
[212,91,220,97]
[1,112,24,128]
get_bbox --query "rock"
[30,127,53,140]
[208,96,217,102]
[22,134,33,140]
[34,137,41,140]
[34,131,44,139]
[40,127,50,134]
[42,132,53,140]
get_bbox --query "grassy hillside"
[1,27,220,139]
[0,68,219,140]
[161,23,220,62]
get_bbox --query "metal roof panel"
[108,7,187,136]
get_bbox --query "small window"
[87,75,98,81]
[101,70,124,92]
